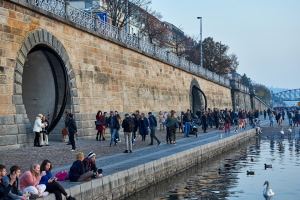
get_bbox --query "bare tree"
[170,25,186,56]
[97,0,151,28]
[137,7,169,46]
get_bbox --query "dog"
[219,126,224,133]
[234,127,239,133]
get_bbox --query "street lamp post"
[197,17,202,67]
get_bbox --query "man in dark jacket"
[184,109,193,137]
[201,112,208,133]
[214,108,220,129]
[122,114,134,153]
[148,112,162,146]
[106,111,120,147]
[0,164,17,200]
[67,113,78,151]
[2,166,26,200]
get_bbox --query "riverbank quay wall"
[0,0,268,149]
[39,129,257,200]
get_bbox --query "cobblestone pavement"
[0,118,272,172]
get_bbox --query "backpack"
[128,119,135,132]
[153,116,158,127]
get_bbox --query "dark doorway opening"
[22,45,69,134]
[192,86,202,114]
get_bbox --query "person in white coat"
[33,114,47,147]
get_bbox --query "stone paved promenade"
[0,117,272,173]
[0,117,295,200]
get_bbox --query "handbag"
[62,128,68,136]
[95,121,102,126]
[55,171,68,181]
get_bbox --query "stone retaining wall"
[41,129,256,200]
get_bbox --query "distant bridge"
[272,89,300,102]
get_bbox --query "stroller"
[189,119,199,137]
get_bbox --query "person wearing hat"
[105,111,120,147]
[33,114,47,147]
[83,152,103,178]
[67,113,78,151]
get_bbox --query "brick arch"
[13,28,80,136]
[189,78,204,113]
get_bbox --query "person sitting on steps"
[40,160,75,200]
[68,153,94,182]
[83,152,103,178]
[2,165,27,200]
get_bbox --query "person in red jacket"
[95,111,104,141]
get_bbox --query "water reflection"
[125,133,300,200]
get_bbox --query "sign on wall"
[97,13,107,23]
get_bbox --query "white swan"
[263,181,275,197]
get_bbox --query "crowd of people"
[3,106,281,200]
[0,151,105,200]
[30,107,271,154]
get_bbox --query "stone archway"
[189,78,205,114]
[13,28,81,141]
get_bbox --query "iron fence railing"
[26,0,235,88]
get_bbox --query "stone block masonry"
[0,0,268,149]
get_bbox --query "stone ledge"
[38,128,256,200]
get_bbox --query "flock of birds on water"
[217,127,299,198]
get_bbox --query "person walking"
[278,111,283,127]
[201,112,208,133]
[158,111,164,131]
[214,108,220,129]
[67,114,78,151]
[122,114,134,153]
[264,110,267,120]
[131,114,138,141]
[166,110,179,144]
[234,111,238,126]
[183,109,193,137]
[64,110,71,145]
[224,113,231,133]
[95,111,104,141]
[102,112,108,140]
[116,114,122,142]
[269,111,274,127]
[105,111,120,147]
[33,114,47,147]
[164,114,171,144]
[148,112,162,146]
[138,113,149,141]
[241,110,247,129]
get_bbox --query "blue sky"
[150,0,300,89]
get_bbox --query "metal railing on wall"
[27,0,232,87]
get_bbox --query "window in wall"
[85,1,93,9]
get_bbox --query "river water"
[125,130,300,200]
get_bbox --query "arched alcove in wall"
[13,28,80,140]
